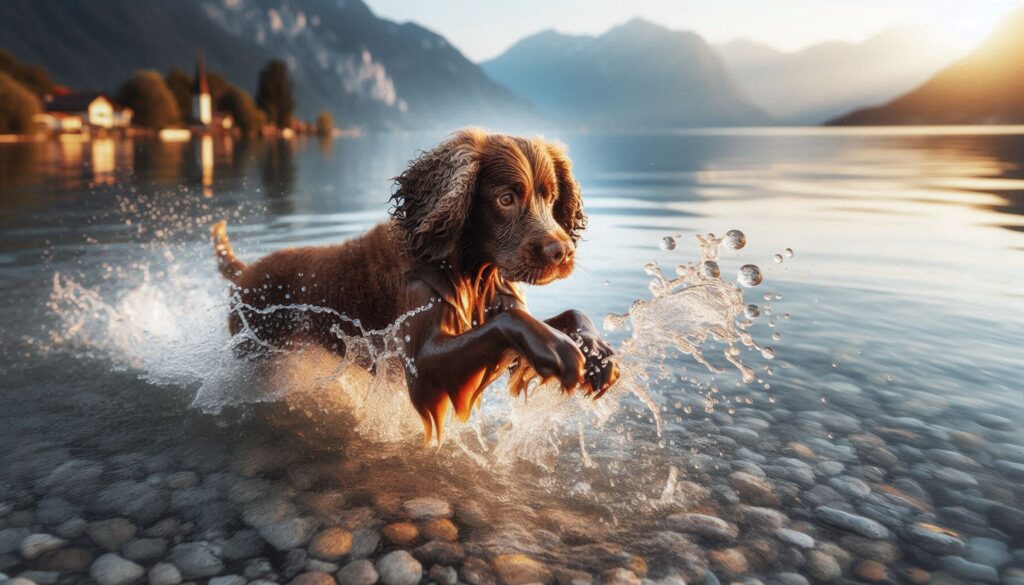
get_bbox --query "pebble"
[0,528,31,555]
[667,514,738,541]
[422,518,458,542]
[209,576,246,585]
[854,560,887,582]
[707,549,748,575]
[738,506,787,531]
[828,476,871,500]
[772,573,809,585]
[428,564,458,585]
[88,519,138,551]
[383,522,419,546]
[602,567,641,585]
[121,538,167,563]
[19,534,66,560]
[90,553,145,585]
[939,556,998,583]
[804,551,841,582]
[36,547,92,572]
[774,529,814,549]
[491,554,554,585]
[728,471,779,506]
[815,506,891,539]
[349,529,381,559]
[55,518,87,539]
[413,541,465,566]
[148,562,182,585]
[903,523,966,556]
[964,537,1011,568]
[403,498,452,519]
[336,559,379,585]
[376,550,422,585]
[986,504,1024,538]
[219,529,265,561]
[309,527,354,560]
[290,571,337,585]
[838,535,900,562]
[258,517,319,550]
[169,542,224,579]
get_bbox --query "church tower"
[193,49,212,126]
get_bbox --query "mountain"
[0,0,531,129]
[718,27,960,124]
[482,19,769,129]
[829,8,1024,125]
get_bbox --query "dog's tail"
[211,220,245,284]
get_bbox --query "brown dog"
[212,128,618,442]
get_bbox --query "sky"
[365,0,1023,62]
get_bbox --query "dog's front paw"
[575,332,619,398]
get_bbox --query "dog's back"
[213,221,410,353]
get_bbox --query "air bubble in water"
[724,229,746,250]
[784,248,794,258]
[761,347,776,359]
[744,304,760,319]
[660,236,677,251]
[702,261,720,278]
[773,254,784,263]
[738,264,763,287]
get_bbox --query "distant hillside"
[0,0,532,129]
[482,19,769,129]
[718,27,960,124]
[829,8,1024,125]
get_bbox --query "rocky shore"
[1,378,1023,585]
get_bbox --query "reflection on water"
[1,129,1023,583]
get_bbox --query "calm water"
[1,129,1023,582]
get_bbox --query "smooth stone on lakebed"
[804,550,841,582]
[258,517,318,550]
[148,562,182,585]
[815,506,891,539]
[403,497,452,519]
[121,538,167,563]
[667,514,738,541]
[939,556,999,583]
[20,534,66,560]
[903,523,966,555]
[774,528,814,549]
[309,527,353,560]
[170,541,224,579]
[728,471,779,506]
[376,550,422,585]
[336,559,379,585]
[209,576,246,585]
[88,519,137,551]
[964,537,1011,568]
[491,554,553,585]
[90,553,145,585]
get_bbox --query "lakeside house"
[35,92,132,134]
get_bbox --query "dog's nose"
[542,239,573,264]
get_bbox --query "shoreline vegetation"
[0,49,358,142]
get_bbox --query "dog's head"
[390,128,586,285]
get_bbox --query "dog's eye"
[498,193,514,207]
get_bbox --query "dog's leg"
[543,310,619,397]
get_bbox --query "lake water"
[1,129,1022,585]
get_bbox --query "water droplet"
[726,346,740,356]
[773,254,784,263]
[772,332,781,341]
[603,313,627,331]
[724,229,746,250]
[761,347,775,359]
[404,335,411,342]
[737,264,763,287]
[643,262,660,276]
[784,247,794,258]
[744,304,760,319]
[701,260,720,278]
[660,236,677,251]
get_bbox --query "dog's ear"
[390,128,486,262]
[546,141,587,245]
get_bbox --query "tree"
[164,69,192,123]
[256,60,294,128]
[315,111,333,137]
[217,85,261,137]
[0,72,42,134]
[0,49,52,97]
[117,70,180,129]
